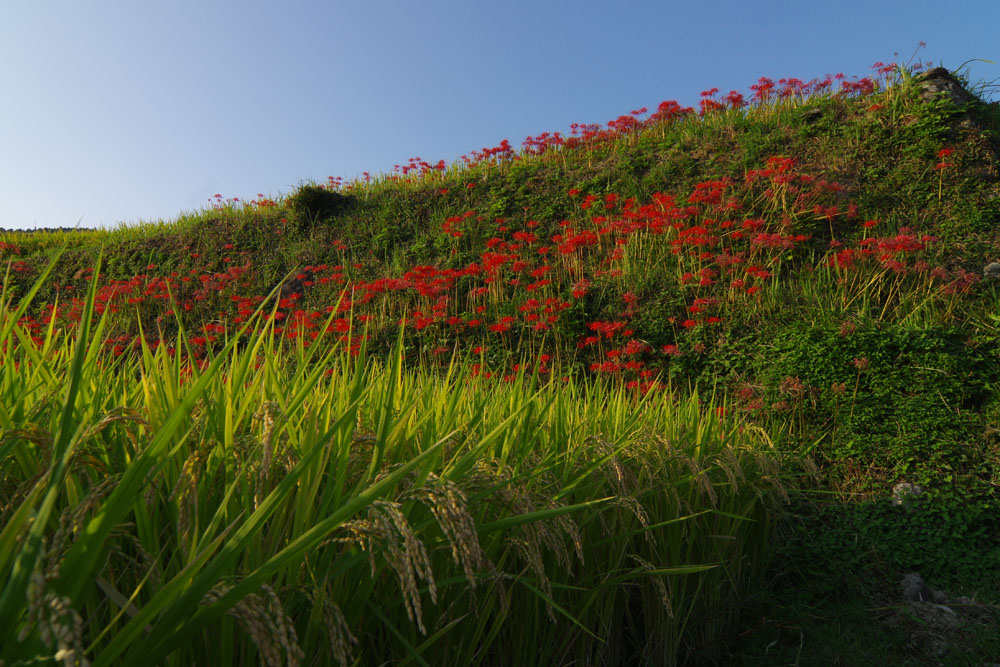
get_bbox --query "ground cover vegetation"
[3,51,1000,664]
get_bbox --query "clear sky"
[1,0,997,230]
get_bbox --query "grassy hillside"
[3,62,1000,664]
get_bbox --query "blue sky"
[1,0,997,230]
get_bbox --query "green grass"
[1,264,786,665]
[3,62,1000,664]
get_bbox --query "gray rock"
[928,603,960,630]
[984,262,1000,279]
[272,268,315,301]
[916,67,975,106]
[801,107,823,124]
[902,572,934,602]
[893,573,998,663]
[892,482,925,510]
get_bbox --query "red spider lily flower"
[699,98,726,115]
[827,248,856,269]
[622,339,649,355]
[489,316,516,333]
[936,147,955,170]
[725,90,745,108]
[529,265,551,278]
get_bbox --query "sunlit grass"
[2,57,999,664]
[1,263,786,666]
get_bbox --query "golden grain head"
[29,589,89,667]
[311,591,358,667]
[616,495,655,546]
[363,499,437,635]
[202,583,304,667]
[630,555,673,619]
[45,476,120,579]
[554,511,584,566]
[260,584,306,667]
[79,407,148,442]
[588,435,638,496]
[168,453,202,542]
[508,536,555,622]
[404,473,486,589]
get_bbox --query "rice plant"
[1,263,785,666]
